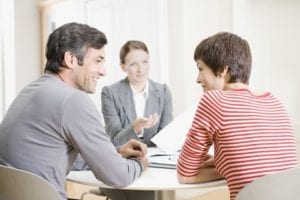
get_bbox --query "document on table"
[148,103,197,169]
[149,102,215,169]
[151,103,198,153]
[147,147,179,169]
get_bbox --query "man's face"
[73,48,106,94]
[195,59,225,92]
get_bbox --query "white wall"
[237,0,300,138]
[167,0,300,139]
[168,0,234,115]
[182,0,233,112]
[38,0,169,113]
[167,0,185,116]
[0,0,40,119]
[3,0,300,139]
[255,0,300,137]
[0,1,3,119]
[15,0,41,93]
[0,0,16,118]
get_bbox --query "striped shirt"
[177,89,298,200]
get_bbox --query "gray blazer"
[101,78,173,147]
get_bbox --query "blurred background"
[1,0,299,140]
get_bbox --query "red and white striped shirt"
[177,89,298,200]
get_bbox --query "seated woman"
[101,40,173,147]
[100,40,173,200]
[177,32,298,200]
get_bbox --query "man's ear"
[63,51,76,69]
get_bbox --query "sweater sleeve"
[61,92,142,188]
[177,91,220,177]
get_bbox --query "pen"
[168,156,177,160]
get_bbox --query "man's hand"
[132,113,160,134]
[118,139,147,158]
[139,156,149,171]
[118,139,149,170]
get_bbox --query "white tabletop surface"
[67,167,226,191]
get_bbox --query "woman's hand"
[132,113,159,134]
[202,154,215,167]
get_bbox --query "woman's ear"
[63,51,76,69]
[120,63,127,72]
[219,65,229,78]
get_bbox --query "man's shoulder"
[35,75,92,106]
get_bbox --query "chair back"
[235,167,300,200]
[0,165,60,200]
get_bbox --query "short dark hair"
[120,40,148,64]
[44,22,107,74]
[194,32,252,84]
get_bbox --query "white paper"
[147,147,178,169]
[147,147,169,157]
[151,103,198,153]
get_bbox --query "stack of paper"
[148,103,197,169]
[149,103,215,169]
[147,147,179,169]
[148,155,178,169]
[151,103,198,153]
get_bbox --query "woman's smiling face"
[195,59,226,92]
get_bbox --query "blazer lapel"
[143,81,161,141]
[145,81,160,118]
[119,78,136,123]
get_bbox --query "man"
[0,22,148,200]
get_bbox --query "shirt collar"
[130,81,149,99]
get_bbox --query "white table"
[67,168,226,200]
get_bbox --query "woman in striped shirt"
[176,32,298,200]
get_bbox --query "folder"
[147,147,178,169]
